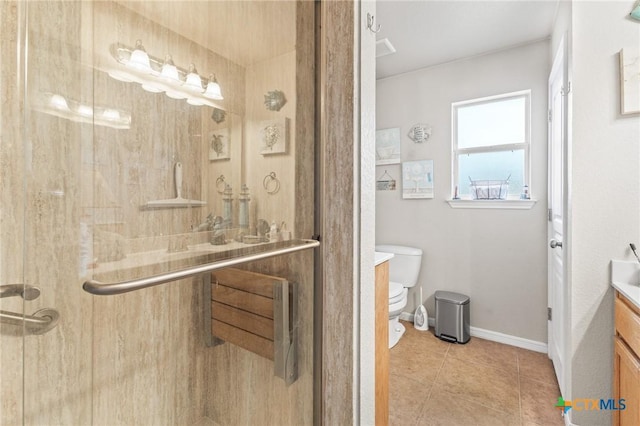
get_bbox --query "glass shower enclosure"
[0,1,316,424]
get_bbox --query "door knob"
[550,239,563,249]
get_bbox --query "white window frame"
[451,90,532,205]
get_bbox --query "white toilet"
[375,244,423,349]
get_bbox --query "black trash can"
[435,291,470,343]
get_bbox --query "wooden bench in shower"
[203,268,298,385]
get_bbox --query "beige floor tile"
[389,374,431,426]
[390,340,446,383]
[517,348,557,385]
[447,337,519,373]
[417,389,520,426]
[398,321,452,356]
[520,376,564,426]
[433,356,520,413]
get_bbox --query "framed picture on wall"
[208,128,230,161]
[260,118,289,155]
[402,159,434,199]
[375,127,401,165]
[620,47,640,115]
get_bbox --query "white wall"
[376,40,550,343]
[567,2,640,425]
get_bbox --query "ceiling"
[375,0,560,79]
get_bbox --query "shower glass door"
[1,1,316,424]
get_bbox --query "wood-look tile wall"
[0,1,315,425]
[0,2,26,424]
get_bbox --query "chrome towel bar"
[83,239,319,296]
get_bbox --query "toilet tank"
[375,244,422,288]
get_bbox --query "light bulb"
[160,54,180,83]
[102,109,121,121]
[77,104,93,117]
[126,40,152,73]
[183,63,203,92]
[49,94,70,111]
[203,74,223,100]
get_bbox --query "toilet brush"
[414,286,429,331]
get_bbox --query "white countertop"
[611,259,640,310]
[375,251,394,266]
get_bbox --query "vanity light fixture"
[35,92,131,130]
[107,40,225,109]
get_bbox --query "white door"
[548,37,568,397]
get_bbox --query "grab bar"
[83,238,320,296]
[0,308,60,335]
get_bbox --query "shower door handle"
[0,284,41,300]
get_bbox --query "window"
[452,90,530,201]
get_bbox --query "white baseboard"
[399,312,548,353]
[563,412,573,426]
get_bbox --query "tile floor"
[389,321,565,426]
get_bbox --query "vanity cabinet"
[614,292,640,426]
[375,260,389,426]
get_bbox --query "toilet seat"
[389,281,405,304]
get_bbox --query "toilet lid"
[389,281,404,299]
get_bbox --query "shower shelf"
[82,238,319,296]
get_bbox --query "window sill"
[447,199,537,210]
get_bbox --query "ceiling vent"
[376,38,396,58]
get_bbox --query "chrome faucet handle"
[0,284,41,300]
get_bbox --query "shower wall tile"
[0,5,25,424]
[244,51,297,236]
[23,1,94,424]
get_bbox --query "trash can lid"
[435,290,469,305]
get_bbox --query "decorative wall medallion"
[264,90,287,111]
[260,118,289,155]
[208,128,230,161]
[408,124,432,143]
[211,108,226,124]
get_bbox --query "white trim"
[400,312,547,353]
[447,199,537,209]
[563,412,574,426]
[451,90,532,200]
[470,325,547,353]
